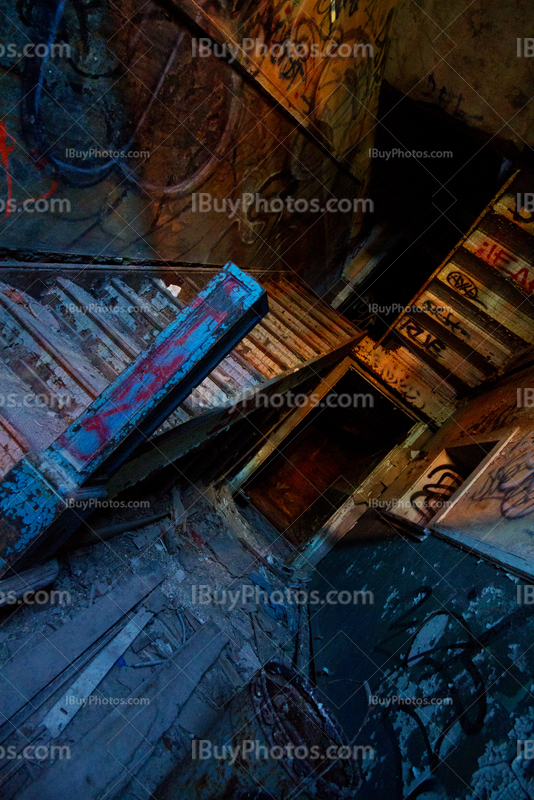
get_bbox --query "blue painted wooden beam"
[0,264,267,575]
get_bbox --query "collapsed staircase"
[0,269,363,481]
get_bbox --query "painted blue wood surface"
[0,264,267,575]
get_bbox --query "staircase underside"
[352,169,534,425]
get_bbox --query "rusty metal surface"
[158,661,360,800]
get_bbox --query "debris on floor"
[0,480,313,799]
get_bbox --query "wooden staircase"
[353,169,534,424]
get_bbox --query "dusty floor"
[310,511,534,800]
[0,481,312,799]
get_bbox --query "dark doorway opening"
[242,370,414,546]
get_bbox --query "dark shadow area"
[244,370,413,545]
[309,518,534,800]
[341,84,505,339]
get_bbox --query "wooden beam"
[0,563,165,725]
[17,622,228,800]
[0,264,267,575]
[0,559,59,607]
[229,356,353,490]
[106,335,364,497]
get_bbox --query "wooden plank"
[230,357,352,490]
[110,278,168,330]
[353,337,457,424]
[0,621,124,750]
[56,278,142,360]
[0,362,66,455]
[137,278,185,326]
[254,322,303,369]
[17,622,228,800]
[0,563,165,725]
[282,277,359,337]
[393,314,490,387]
[266,284,339,349]
[437,253,534,343]
[0,411,29,454]
[93,283,164,349]
[42,606,154,737]
[235,336,280,379]
[260,312,316,361]
[387,334,468,394]
[476,212,534,267]
[70,512,170,548]
[247,329,299,371]
[209,362,248,396]
[419,282,523,368]
[186,375,230,411]
[0,284,107,399]
[219,354,261,390]
[276,277,356,338]
[465,220,534,296]
[42,284,130,378]
[206,366,240,397]
[263,296,325,354]
[0,559,59,606]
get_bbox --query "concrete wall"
[0,0,398,290]
[309,514,534,799]
[384,0,534,152]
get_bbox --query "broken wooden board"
[0,264,267,575]
[41,606,154,738]
[0,562,165,725]
[17,621,229,800]
[0,560,59,607]
[0,620,125,749]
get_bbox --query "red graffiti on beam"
[476,239,534,292]
[476,240,519,270]
[503,266,534,292]
[0,123,57,222]
[57,305,232,466]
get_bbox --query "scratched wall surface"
[384,0,534,149]
[380,363,534,573]
[175,0,398,186]
[0,0,395,290]
[310,520,534,799]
